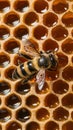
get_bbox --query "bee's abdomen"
[27,61,36,72]
[20,64,27,76]
[12,60,37,80]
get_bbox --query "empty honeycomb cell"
[4,12,20,27]
[14,0,29,12]
[45,121,59,130]
[62,38,73,54]
[53,80,69,94]
[0,108,11,122]
[35,82,49,94]
[0,81,10,95]
[15,81,30,95]
[57,52,68,68]
[4,39,20,54]
[62,66,73,81]
[62,121,73,130]
[44,93,59,108]
[5,94,21,109]
[24,12,39,26]
[52,25,68,41]
[53,107,69,121]
[62,11,73,27]
[34,0,48,13]
[14,25,29,40]
[62,93,73,108]
[33,25,48,40]
[26,95,40,108]
[52,0,68,14]
[43,12,58,27]
[14,55,27,66]
[16,108,31,122]
[5,67,16,80]
[6,121,22,130]
[43,39,59,52]
[0,52,10,68]
[46,69,59,81]
[36,108,49,121]
[0,26,10,40]
[0,1,10,13]
[26,122,40,130]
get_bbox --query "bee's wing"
[19,40,39,59]
[36,68,45,91]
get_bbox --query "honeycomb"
[0,0,73,130]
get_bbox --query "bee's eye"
[49,54,57,68]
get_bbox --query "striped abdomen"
[12,55,50,80]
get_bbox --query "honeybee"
[12,40,58,90]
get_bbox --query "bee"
[12,40,58,90]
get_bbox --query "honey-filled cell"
[0,1,10,13]
[5,94,21,109]
[15,81,31,95]
[43,39,59,52]
[14,25,29,40]
[62,11,73,27]
[6,121,22,130]
[0,26,10,40]
[33,25,48,40]
[52,25,68,41]
[62,121,73,130]
[26,95,40,108]
[53,80,69,94]
[52,0,68,14]
[45,121,59,130]
[34,0,49,13]
[26,122,40,130]
[4,12,20,27]
[14,0,29,12]
[44,93,59,108]
[36,108,50,121]
[0,108,11,122]
[24,12,39,26]
[0,52,10,68]
[43,12,58,27]
[62,38,73,54]
[4,39,20,54]
[16,108,31,122]
[0,81,11,95]
[53,107,69,121]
